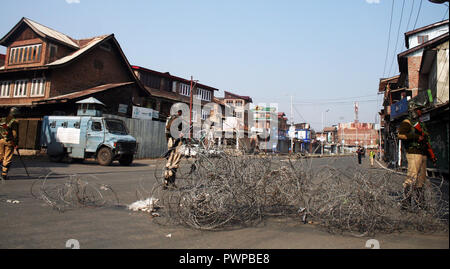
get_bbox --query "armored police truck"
[40,98,137,166]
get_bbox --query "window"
[30,78,46,97]
[202,109,210,120]
[0,81,11,98]
[196,88,212,101]
[91,122,102,131]
[235,100,243,107]
[172,81,177,92]
[180,83,191,96]
[13,80,28,97]
[9,44,42,64]
[236,112,243,119]
[49,44,58,59]
[417,35,428,45]
[191,110,197,123]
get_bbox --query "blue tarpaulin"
[390,98,408,120]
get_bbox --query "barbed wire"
[150,151,448,236]
[30,173,120,212]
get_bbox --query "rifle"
[413,121,437,164]
[15,148,31,178]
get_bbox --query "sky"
[1,0,448,130]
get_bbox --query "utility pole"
[189,76,199,140]
[189,76,193,140]
[290,95,294,154]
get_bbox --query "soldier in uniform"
[397,103,435,210]
[0,107,19,181]
[163,110,186,188]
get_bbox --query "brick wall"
[49,40,133,97]
[407,56,422,97]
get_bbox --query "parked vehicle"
[41,116,137,166]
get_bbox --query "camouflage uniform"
[0,110,19,180]
[397,105,430,209]
[163,113,184,188]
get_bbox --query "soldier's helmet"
[9,107,20,116]
[407,100,423,119]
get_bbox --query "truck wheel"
[97,147,113,166]
[49,154,64,163]
[119,154,134,166]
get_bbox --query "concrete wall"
[407,24,449,49]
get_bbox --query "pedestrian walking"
[0,107,19,181]
[369,150,375,167]
[398,103,437,210]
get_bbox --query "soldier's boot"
[167,168,178,189]
[401,185,412,211]
[163,168,177,189]
[1,165,8,181]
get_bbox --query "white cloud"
[366,0,380,4]
[66,0,80,4]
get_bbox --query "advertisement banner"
[132,106,154,120]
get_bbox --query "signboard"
[390,98,408,120]
[118,104,128,114]
[296,129,310,142]
[132,106,155,120]
[420,113,430,122]
[56,127,80,144]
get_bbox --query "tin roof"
[47,35,110,66]
[33,82,134,104]
[132,65,219,92]
[23,18,80,49]
[224,91,253,103]
[0,17,80,49]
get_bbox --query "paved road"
[0,155,448,249]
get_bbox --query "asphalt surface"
[0,154,448,249]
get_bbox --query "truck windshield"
[105,119,128,135]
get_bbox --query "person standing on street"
[369,150,375,167]
[163,110,186,189]
[397,104,436,210]
[356,146,363,165]
[0,107,19,181]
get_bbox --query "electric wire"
[383,0,396,78]
[388,0,406,77]
[412,0,423,30]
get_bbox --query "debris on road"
[6,199,20,204]
[128,197,159,213]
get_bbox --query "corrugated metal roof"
[132,65,220,91]
[46,35,109,66]
[34,82,134,104]
[24,18,79,49]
